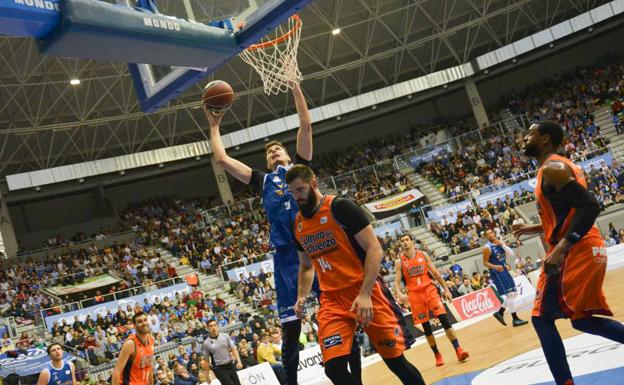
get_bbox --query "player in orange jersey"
[394,234,469,367]
[286,165,425,385]
[112,312,155,385]
[513,120,624,385]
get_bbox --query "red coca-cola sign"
[451,287,502,321]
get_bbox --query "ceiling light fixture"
[332,28,341,35]
[70,79,81,86]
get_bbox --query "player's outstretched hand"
[350,294,373,328]
[294,297,307,318]
[203,105,223,128]
[511,223,534,237]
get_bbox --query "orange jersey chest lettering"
[401,252,432,291]
[295,196,365,292]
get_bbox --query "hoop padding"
[239,15,302,95]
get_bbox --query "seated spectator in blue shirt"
[173,363,197,385]
[450,260,463,277]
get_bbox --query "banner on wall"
[0,348,77,378]
[233,362,280,385]
[225,258,274,282]
[426,200,474,222]
[298,345,326,385]
[508,275,536,313]
[364,189,425,213]
[409,145,450,168]
[44,283,190,331]
[47,274,120,296]
[451,287,502,321]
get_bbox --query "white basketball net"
[239,15,303,95]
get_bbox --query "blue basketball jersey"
[487,242,507,267]
[261,164,299,250]
[47,361,72,385]
[487,242,516,295]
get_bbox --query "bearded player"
[288,165,424,385]
[513,120,624,385]
[394,234,469,367]
[112,312,154,385]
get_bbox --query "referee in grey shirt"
[202,319,243,385]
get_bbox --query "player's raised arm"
[292,83,313,161]
[204,107,253,184]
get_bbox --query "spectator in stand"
[457,278,474,296]
[446,280,461,299]
[239,341,258,369]
[449,260,463,277]
[173,363,198,385]
[257,332,286,384]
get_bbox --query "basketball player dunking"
[37,343,77,385]
[205,84,361,385]
[513,121,624,385]
[112,312,154,385]
[394,234,469,367]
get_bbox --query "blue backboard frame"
[128,0,313,113]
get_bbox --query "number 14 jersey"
[294,195,371,292]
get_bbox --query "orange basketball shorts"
[317,281,408,362]
[407,284,446,324]
[532,237,612,320]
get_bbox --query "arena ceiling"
[0,0,614,176]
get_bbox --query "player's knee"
[437,314,452,330]
[324,356,350,382]
[571,317,593,332]
[422,321,433,336]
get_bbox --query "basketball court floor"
[357,269,624,385]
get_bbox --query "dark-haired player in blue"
[205,83,361,385]
[482,229,528,327]
[37,343,77,385]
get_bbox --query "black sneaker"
[513,318,529,327]
[493,312,507,326]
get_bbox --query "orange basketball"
[202,80,235,110]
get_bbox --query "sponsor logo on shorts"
[417,313,426,320]
[320,216,328,224]
[323,334,342,349]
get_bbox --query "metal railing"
[39,276,184,319]
[15,230,135,259]
[216,252,273,281]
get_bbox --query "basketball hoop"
[239,14,303,95]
